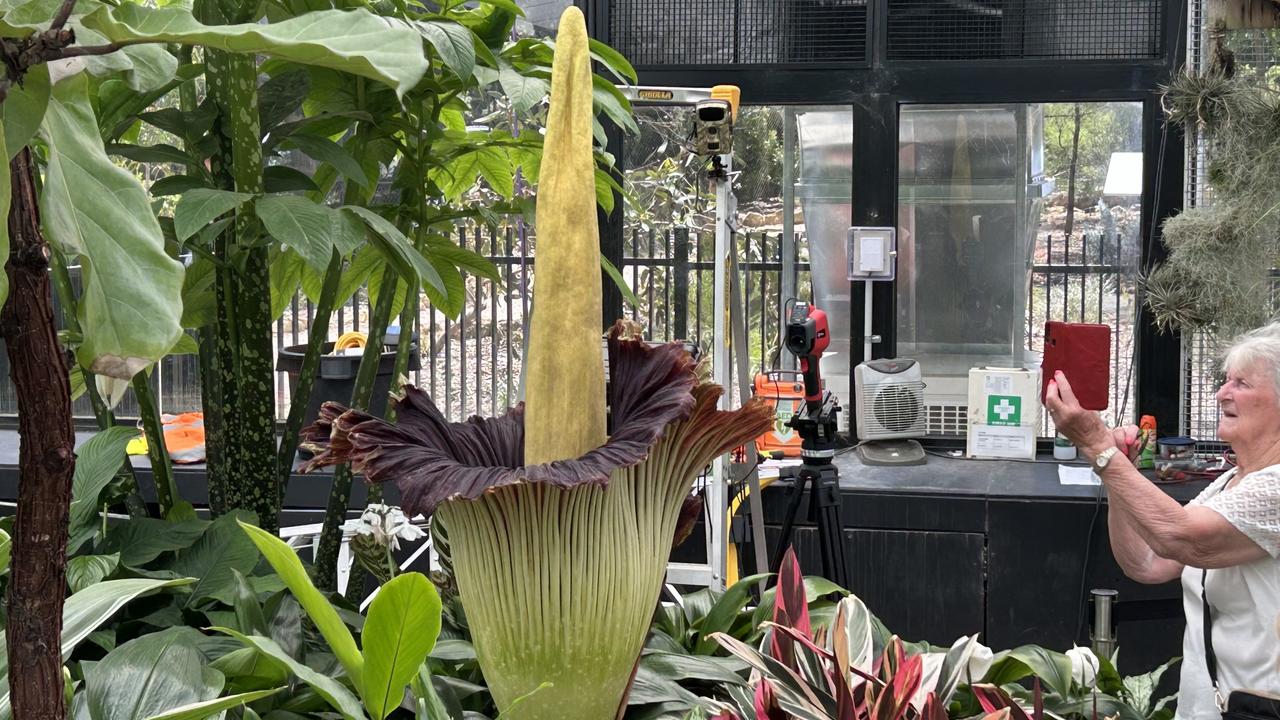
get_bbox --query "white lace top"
[1176,465,1280,720]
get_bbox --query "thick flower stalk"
[300,7,772,719]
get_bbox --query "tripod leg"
[769,472,806,576]
[813,465,850,589]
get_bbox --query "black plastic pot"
[277,333,420,431]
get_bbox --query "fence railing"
[0,227,1142,434]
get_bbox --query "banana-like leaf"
[84,628,223,720]
[142,687,283,720]
[0,578,195,720]
[361,573,442,719]
[983,646,1073,698]
[39,73,184,379]
[82,5,428,96]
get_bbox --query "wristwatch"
[1093,446,1120,471]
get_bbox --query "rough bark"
[2,148,75,720]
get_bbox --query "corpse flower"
[299,8,773,720]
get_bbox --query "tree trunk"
[2,148,74,720]
[1064,103,1082,242]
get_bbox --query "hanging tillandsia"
[299,7,773,720]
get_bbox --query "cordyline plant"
[708,548,989,720]
[300,7,773,720]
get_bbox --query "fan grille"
[861,380,927,438]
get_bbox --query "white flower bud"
[1067,646,1099,688]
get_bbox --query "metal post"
[1090,588,1119,660]
[782,107,797,370]
[709,154,734,590]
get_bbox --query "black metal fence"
[0,227,1140,432]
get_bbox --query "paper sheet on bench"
[1058,465,1101,486]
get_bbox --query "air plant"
[300,7,773,720]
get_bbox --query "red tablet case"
[1041,321,1111,410]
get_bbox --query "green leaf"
[149,174,211,197]
[270,249,304,320]
[120,44,179,93]
[106,142,196,166]
[588,38,638,84]
[418,20,475,80]
[104,518,209,567]
[40,73,185,380]
[286,134,367,189]
[85,628,222,720]
[361,573,442,720]
[601,254,640,310]
[179,256,216,328]
[142,688,283,720]
[68,426,138,549]
[238,521,364,686]
[496,60,547,114]
[83,5,429,96]
[165,510,261,607]
[423,261,464,318]
[209,647,290,690]
[258,69,311,134]
[67,553,120,594]
[423,236,501,283]
[343,206,445,296]
[693,572,771,655]
[230,568,268,635]
[639,652,747,686]
[0,529,10,575]
[0,578,196,719]
[1,62,48,158]
[592,76,639,136]
[215,628,364,720]
[985,646,1074,698]
[0,124,10,317]
[174,188,254,243]
[264,164,320,193]
[256,195,344,273]
[167,333,198,355]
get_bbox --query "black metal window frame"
[582,0,1186,433]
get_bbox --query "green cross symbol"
[987,395,1021,426]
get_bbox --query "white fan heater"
[853,358,928,465]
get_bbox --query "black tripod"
[768,390,850,589]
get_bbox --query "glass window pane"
[898,102,1143,437]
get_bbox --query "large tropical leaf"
[0,578,195,720]
[214,629,365,720]
[361,573,442,720]
[173,188,254,243]
[84,628,223,720]
[255,195,359,273]
[693,572,772,655]
[417,19,475,80]
[238,521,364,686]
[68,425,138,550]
[39,73,184,379]
[105,518,209,567]
[164,510,261,607]
[67,553,121,594]
[82,5,428,96]
[1,62,48,158]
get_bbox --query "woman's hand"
[1044,371,1115,459]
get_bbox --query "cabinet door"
[769,527,985,645]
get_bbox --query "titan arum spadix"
[300,8,773,719]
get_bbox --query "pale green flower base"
[441,438,695,720]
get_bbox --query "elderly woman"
[1047,322,1280,720]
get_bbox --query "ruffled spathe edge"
[299,321,722,516]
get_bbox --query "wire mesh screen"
[606,0,868,66]
[1180,18,1280,441]
[886,0,1163,60]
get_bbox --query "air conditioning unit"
[853,359,927,441]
